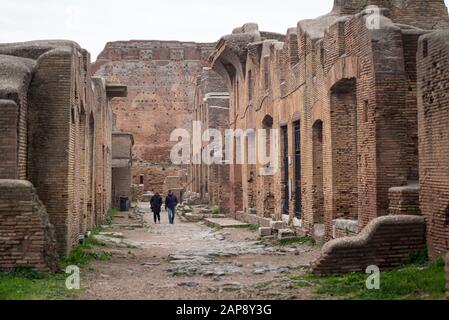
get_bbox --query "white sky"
[1,0,449,60]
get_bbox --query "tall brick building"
[188,0,449,271]
[189,67,231,213]
[0,41,126,271]
[93,41,215,197]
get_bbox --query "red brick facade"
[0,180,59,272]
[418,31,449,258]
[312,215,427,275]
[0,40,123,270]
[93,41,215,195]
[202,0,449,271]
[189,68,231,213]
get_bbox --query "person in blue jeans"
[165,190,178,224]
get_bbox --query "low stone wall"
[237,211,272,228]
[0,180,59,272]
[312,215,426,275]
[388,184,421,216]
[332,219,359,239]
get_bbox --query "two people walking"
[150,190,178,225]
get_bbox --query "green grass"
[0,227,112,300]
[211,206,220,215]
[248,224,260,231]
[291,258,446,300]
[0,267,78,300]
[105,208,119,226]
[276,236,316,247]
[60,237,111,269]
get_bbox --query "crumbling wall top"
[0,54,35,99]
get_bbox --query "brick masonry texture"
[196,0,449,274]
[0,40,121,270]
[312,215,427,275]
[112,132,134,207]
[0,180,59,273]
[189,67,231,213]
[93,41,215,196]
[2,0,449,275]
[418,31,449,259]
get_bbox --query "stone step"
[204,218,250,229]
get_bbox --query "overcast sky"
[1,0,449,60]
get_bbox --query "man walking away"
[165,190,178,225]
[150,192,163,224]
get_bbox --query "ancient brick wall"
[112,132,134,207]
[0,54,35,180]
[132,164,180,195]
[312,215,427,275]
[93,41,214,195]
[190,68,230,213]
[0,99,19,179]
[209,0,441,247]
[112,167,132,207]
[92,78,109,223]
[388,184,421,216]
[0,180,59,272]
[418,31,449,258]
[0,41,110,255]
[332,0,449,30]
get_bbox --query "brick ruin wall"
[93,41,215,195]
[0,180,59,273]
[190,68,231,213]
[0,41,115,270]
[206,0,449,272]
[312,215,427,275]
[418,31,449,258]
[211,11,424,239]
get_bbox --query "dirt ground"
[78,204,321,300]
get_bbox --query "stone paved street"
[79,204,320,300]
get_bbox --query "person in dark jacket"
[150,193,163,224]
[165,190,178,225]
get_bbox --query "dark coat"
[150,195,163,213]
[165,194,178,209]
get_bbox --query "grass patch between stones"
[0,267,79,300]
[0,225,112,300]
[276,236,316,247]
[290,258,446,300]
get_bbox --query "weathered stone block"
[278,229,296,240]
[258,227,272,237]
[270,221,287,231]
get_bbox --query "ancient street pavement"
[79,204,321,300]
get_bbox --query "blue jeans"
[167,207,176,224]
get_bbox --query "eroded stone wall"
[312,215,426,275]
[418,31,449,258]
[189,68,230,213]
[0,180,59,272]
[0,41,116,258]
[207,0,449,269]
[93,41,214,195]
